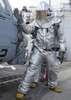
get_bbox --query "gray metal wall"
[61,12,71,60]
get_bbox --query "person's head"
[35,1,50,20]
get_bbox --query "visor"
[35,10,48,20]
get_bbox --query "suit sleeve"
[19,21,35,34]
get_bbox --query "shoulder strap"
[53,23,60,51]
[53,23,60,36]
[31,26,39,39]
[35,26,39,34]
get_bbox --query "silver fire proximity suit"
[17,1,65,94]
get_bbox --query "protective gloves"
[57,51,65,63]
[13,8,23,24]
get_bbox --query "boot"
[16,92,25,99]
[30,82,38,88]
[50,87,62,93]
[39,79,46,82]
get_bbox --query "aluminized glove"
[57,51,65,63]
[13,8,23,23]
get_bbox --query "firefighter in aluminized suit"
[14,1,65,99]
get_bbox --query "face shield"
[35,1,50,20]
[35,10,48,20]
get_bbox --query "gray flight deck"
[0,61,71,100]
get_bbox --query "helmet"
[35,1,50,20]
[36,1,50,11]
